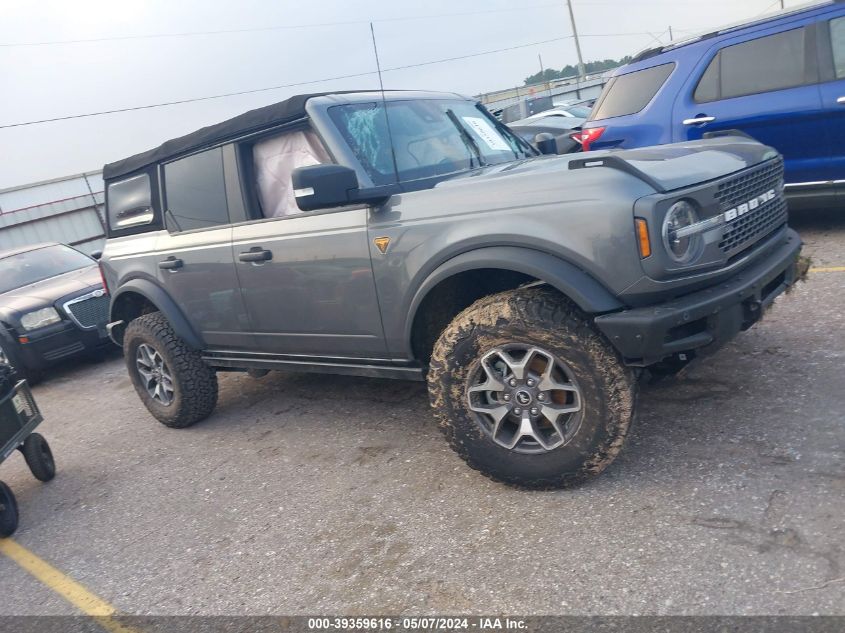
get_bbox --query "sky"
[0,0,799,189]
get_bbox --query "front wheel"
[427,288,636,489]
[124,313,218,428]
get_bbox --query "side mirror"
[292,164,358,211]
[89,250,103,260]
[293,164,392,211]
[534,133,558,155]
[291,165,397,211]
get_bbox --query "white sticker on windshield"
[461,116,511,151]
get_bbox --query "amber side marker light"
[636,218,652,258]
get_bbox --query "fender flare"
[404,246,623,347]
[110,279,205,350]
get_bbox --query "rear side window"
[831,17,845,79]
[107,173,153,230]
[590,63,674,120]
[693,56,720,103]
[695,28,811,102]
[163,147,229,231]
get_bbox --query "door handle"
[837,96,845,104]
[683,116,716,126]
[239,248,273,263]
[158,257,183,270]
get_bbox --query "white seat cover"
[253,130,331,218]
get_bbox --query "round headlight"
[662,200,702,264]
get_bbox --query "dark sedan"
[507,114,585,154]
[0,243,111,381]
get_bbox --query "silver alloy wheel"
[136,343,175,406]
[466,345,583,454]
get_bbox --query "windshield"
[0,244,93,294]
[329,99,535,185]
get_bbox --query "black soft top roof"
[102,92,337,181]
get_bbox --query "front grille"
[719,197,788,254]
[65,294,109,329]
[715,158,788,255]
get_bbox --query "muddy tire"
[428,287,636,489]
[124,312,218,429]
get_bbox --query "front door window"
[252,129,331,218]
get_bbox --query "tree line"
[523,57,632,85]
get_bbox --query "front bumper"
[16,320,111,371]
[595,229,802,367]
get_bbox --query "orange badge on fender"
[374,237,390,254]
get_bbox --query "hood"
[437,136,780,193]
[589,137,781,191]
[0,265,102,315]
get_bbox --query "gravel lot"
[1,210,843,616]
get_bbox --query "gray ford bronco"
[100,90,801,489]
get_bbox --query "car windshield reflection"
[0,245,93,294]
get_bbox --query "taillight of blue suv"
[571,127,606,152]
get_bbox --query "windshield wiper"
[476,105,534,159]
[445,109,486,168]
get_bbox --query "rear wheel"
[0,481,18,537]
[124,313,218,428]
[427,287,636,489]
[21,433,56,482]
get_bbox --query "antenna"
[369,22,401,185]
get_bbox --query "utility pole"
[566,0,586,79]
[538,54,552,96]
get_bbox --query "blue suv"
[581,0,845,208]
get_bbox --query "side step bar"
[202,351,425,381]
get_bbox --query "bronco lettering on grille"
[723,189,777,222]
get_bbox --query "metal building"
[0,171,106,256]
